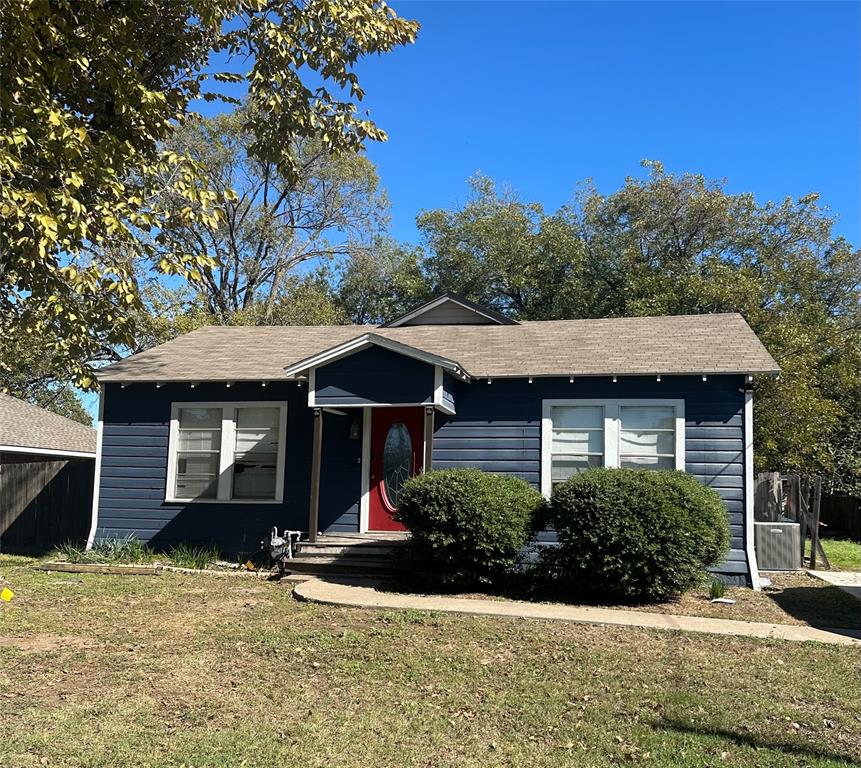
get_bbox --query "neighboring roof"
[0,393,97,457]
[382,292,518,327]
[98,313,780,383]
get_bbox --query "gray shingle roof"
[0,393,96,456]
[98,313,779,382]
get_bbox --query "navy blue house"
[90,294,780,585]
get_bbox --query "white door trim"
[359,406,371,533]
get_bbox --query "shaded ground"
[387,572,861,631]
[1,555,860,768]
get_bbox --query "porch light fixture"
[487,378,492,384]
[190,382,198,389]
[261,381,268,388]
[528,377,533,384]
[569,376,574,383]
[226,381,233,388]
[656,375,661,382]
[120,383,128,389]
[349,417,361,440]
[702,375,708,382]
[612,376,618,383]
[155,382,164,389]
[747,374,754,383]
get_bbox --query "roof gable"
[383,292,518,327]
[282,332,469,378]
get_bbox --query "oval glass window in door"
[382,422,412,510]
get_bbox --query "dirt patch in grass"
[0,635,97,653]
[1,555,860,768]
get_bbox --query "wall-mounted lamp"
[612,376,618,383]
[349,417,361,440]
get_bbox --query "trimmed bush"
[547,468,730,601]
[395,468,543,585]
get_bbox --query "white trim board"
[744,390,761,591]
[540,398,686,497]
[0,444,96,459]
[165,400,288,505]
[359,407,371,533]
[85,393,105,549]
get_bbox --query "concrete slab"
[810,570,861,601]
[294,578,861,647]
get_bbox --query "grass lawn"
[807,538,861,571]
[1,555,860,768]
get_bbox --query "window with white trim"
[542,399,685,494]
[167,402,287,503]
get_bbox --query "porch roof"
[97,313,780,383]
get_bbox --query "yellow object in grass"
[1,587,13,602]
[245,560,256,571]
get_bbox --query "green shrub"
[547,468,730,601]
[395,468,543,586]
[168,543,219,570]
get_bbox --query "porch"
[289,531,409,578]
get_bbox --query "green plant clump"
[395,468,543,586]
[56,536,154,564]
[709,579,727,600]
[168,543,219,570]
[547,468,731,601]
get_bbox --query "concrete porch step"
[294,545,399,558]
[285,556,396,576]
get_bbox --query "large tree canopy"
[0,0,417,388]
[337,165,861,492]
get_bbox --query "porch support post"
[308,407,323,543]
[423,406,434,472]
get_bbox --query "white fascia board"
[0,444,96,459]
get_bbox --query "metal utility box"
[755,522,802,571]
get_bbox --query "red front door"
[369,407,424,531]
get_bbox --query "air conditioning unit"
[755,522,801,571]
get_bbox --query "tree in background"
[336,238,426,324]
[147,107,388,324]
[1,0,418,389]
[365,165,860,493]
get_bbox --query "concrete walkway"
[810,570,861,601]
[294,578,861,647]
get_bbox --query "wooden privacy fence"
[0,459,94,554]
[754,472,829,570]
[820,495,861,540]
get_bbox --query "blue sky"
[351,0,859,244]
[82,1,859,423]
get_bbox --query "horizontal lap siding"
[433,375,750,584]
[96,382,312,555]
